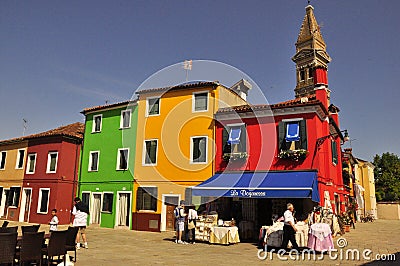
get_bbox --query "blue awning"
[286,122,300,142]
[228,127,241,144]
[192,171,319,202]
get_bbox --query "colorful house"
[21,123,84,224]
[0,138,28,221]
[133,81,247,231]
[192,4,349,237]
[354,158,377,219]
[78,101,138,229]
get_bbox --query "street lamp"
[316,129,349,147]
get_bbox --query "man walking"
[281,203,299,251]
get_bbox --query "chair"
[65,227,79,262]
[1,220,9,227]
[42,230,68,266]
[17,231,44,266]
[21,224,40,233]
[0,226,18,233]
[0,232,18,265]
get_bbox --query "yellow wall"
[134,85,246,214]
[355,161,377,218]
[0,141,28,188]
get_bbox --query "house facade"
[354,158,377,219]
[78,101,138,229]
[20,123,83,224]
[133,81,247,231]
[0,138,28,221]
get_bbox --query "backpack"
[174,207,182,219]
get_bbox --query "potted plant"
[277,149,308,161]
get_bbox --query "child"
[49,208,59,232]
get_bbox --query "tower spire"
[292,4,331,99]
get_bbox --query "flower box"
[223,152,248,162]
[277,149,308,161]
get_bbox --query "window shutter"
[278,121,285,150]
[240,125,247,152]
[136,188,143,210]
[300,120,308,150]
[222,128,230,153]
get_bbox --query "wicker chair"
[42,230,67,266]
[0,232,18,265]
[21,224,40,233]
[65,226,79,262]
[0,226,18,233]
[17,231,45,266]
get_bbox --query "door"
[117,193,130,227]
[91,194,101,224]
[19,188,32,222]
[164,195,179,231]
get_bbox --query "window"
[0,187,3,204]
[0,151,6,170]
[117,149,129,170]
[120,110,131,129]
[8,187,21,207]
[88,151,99,171]
[81,192,90,208]
[278,119,307,151]
[300,70,305,81]
[143,140,158,165]
[136,187,157,211]
[46,152,58,173]
[222,124,247,154]
[193,92,208,112]
[147,97,160,116]
[26,153,37,174]
[102,192,113,213]
[92,114,102,133]
[37,188,50,214]
[308,68,314,79]
[331,140,338,165]
[15,149,25,169]
[191,136,207,163]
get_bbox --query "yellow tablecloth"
[209,226,240,245]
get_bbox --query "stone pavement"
[5,219,399,265]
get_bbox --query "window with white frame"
[92,114,102,133]
[46,152,58,173]
[193,92,208,112]
[102,192,113,213]
[88,151,99,171]
[120,110,131,129]
[81,192,90,208]
[37,188,50,214]
[143,140,158,165]
[117,148,129,170]
[146,97,160,116]
[136,187,157,211]
[191,136,207,163]
[8,187,21,207]
[16,149,25,169]
[26,153,37,174]
[0,151,6,170]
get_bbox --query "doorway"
[19,188,32,222]
[116,192,131,228]
[91,193,101,224]
[162,195,179,231]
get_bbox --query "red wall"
[23,137,81,224]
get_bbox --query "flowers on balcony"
[223,152,248,162]
[278,149,308,161]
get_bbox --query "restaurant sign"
[228,189,266,198]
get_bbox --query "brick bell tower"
[292,4,331,99]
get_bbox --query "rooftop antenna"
[183,60,192,82]
[22,119,27,136]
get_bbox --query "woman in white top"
[187,205,198,244]
[72,197,89,249]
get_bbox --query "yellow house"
[0,138,28,221]
[354,158,377,219]
[132,81,248,231]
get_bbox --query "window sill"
[190,161,208,165]
[146,114,160,117]
[101,211,112,214]
[37,212,48,215]
[116,168,129,171]
[91,131,101,134]
[46,171,57,174]
[142,163,157,167]
[138,210,156,213]
[88,169,99,172]
[26,172,35,175]
[192,109,208,113]
[119,127,131,130]
[8,206,18,209]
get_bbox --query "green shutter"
[300,120,308,150]
[239,125,247,152]
[278,121,285,150]
[222,127,230,153]
[331,140,338,164]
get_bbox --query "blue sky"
[1,0,399,161]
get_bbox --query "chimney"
[230,79,252,101]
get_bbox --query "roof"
[81,100,137,114]
[136,81,219,94]
[0,122,84,145]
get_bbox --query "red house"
[191,5,349,236]
[21,123,83,225]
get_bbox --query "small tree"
[373,152,400,201]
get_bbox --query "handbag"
[188,220,195,230]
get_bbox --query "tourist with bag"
[174,200,187,244]
[186,204,198,244]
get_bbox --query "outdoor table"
[307,223,334,251]
[209,226,240,245]
[17,233,51,246]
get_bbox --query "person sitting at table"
[281,203,299,251]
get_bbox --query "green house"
[78,101,137,229]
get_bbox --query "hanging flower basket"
[223,152,248,162]
[278,149,308,161]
